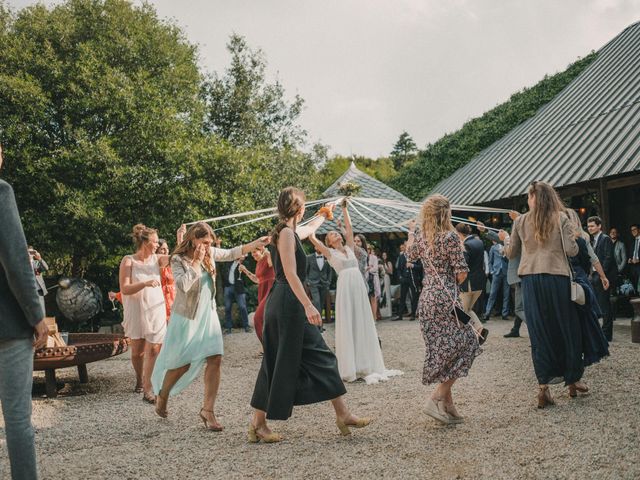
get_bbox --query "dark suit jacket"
[306,254,332,289]
[220,261,246,294]
[461,235,487,292]
[0,180,44,339]
[592,233,616,282]
[396,253,408,280]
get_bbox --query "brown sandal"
[537,385,555,409]
[199,408,224,432]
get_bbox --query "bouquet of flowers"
[337,181,362,197]
[318,205,334,221]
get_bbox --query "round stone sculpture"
[55,277,103,323]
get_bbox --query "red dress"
[160,265,176,322]
[254,256,275,343]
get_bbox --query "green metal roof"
[317,162,414,234]
[431,21,640,205]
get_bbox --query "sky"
[9,0,640,157]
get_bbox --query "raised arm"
[297,204,335,240]
[505,218,522,260]
[309,233,332,259]
[279,228,322,325]
[342,202,355,249]
[211,236,270,263]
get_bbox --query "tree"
[203,34,306,150]
[390,131,418,170]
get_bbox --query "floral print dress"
[407,229,481,385]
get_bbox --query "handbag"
[425,253,471,325]
[559,217,586,305]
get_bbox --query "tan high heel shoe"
[336,417,371,436]
[537,385,555,409]
[425,397,451,425]
[569,382,589,398]
[247,424,283,443]
[199,409,224,432]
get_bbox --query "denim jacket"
[171,246,243,320]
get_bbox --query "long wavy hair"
[172,222,217,276]
[272,187,306,246]
[419,194,454,246]
[528,181,565,243]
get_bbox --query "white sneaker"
[425,398,451,425]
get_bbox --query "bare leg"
[155,365,190,416]
[201,355,223,429]
[433,379,459,416]
[129,339,146,391]
[331,396,359,424]
[369,296,377,319]
[251,409,274,436]
[142,342,162,400]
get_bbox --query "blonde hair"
[172,222,217,276]
[131,224,157,250]
[272,187,306,245]
[565,208,590,241]
[419,194,454,245]
[528,181,565,243]
[324,231,343,247]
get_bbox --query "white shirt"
[229,261,239,284]
[316,254,325,270]
[592,232,602,249]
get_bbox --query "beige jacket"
[505,212,578,277]
[171,246,243,320]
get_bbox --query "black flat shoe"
[478,328,489,345]
[504,331,520,338]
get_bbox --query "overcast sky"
[10,0,640,157]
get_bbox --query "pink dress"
[253,257,275,344]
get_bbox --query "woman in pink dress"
[242,247,274,344]
[157,239,176,322]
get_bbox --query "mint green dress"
[152,272,223,396]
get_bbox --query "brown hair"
[355,234,368,251]
[455,223,472,235]
[272,187,306,245]
[131,224,157,250]
[420,194,454,245]
[324,231,343,247]
[172,222,217,276]
[528,181,564,243]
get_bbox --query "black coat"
[592,233,616,282]
[220,261,246,294]
[461,235,486,292]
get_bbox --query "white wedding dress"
[327,246,403,384]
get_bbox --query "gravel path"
[1,318,638,479]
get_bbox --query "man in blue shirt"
[482,240,510,321]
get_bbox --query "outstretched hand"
[508,210,520,221]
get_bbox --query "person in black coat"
[393,242,421,320]
[306,246,333,324]
[456,224,489,344]
[221,255,250,333]
[587,216,616,341]
[0,144,48,479]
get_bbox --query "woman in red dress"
[157,239,176,322]
[241,247,275,344]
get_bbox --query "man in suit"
[306,246,333,325]
[627,224,640,292]
[393,242,420,321]
[0,143,48,479]
[587,216,616,341]
[221,255,250,333]
[482,239,510,321]
[609,228,627,275]
[456,224,489,344]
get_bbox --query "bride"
[309,202,402,385]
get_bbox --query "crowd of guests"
[0,155,631,477]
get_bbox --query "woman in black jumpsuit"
[249,187,370,442]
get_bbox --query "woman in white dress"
[379,252,393,318]
[309,204,402,384]
[119,224,171,403]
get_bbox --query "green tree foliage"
[0,0,317,287]
[390,53,598,200]
[318,155,396,192]
[203,34,306,150]
[390,131,417,170]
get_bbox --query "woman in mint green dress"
[152,222,268,431]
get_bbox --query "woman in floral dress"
[406,194,481,425]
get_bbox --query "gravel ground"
[1,318,639,480]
